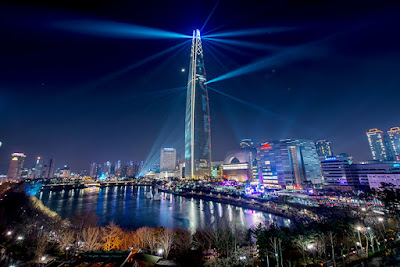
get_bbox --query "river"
[33,185,291,231]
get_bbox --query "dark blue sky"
[0,0,399,172]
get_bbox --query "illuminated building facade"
[366,128,393,161]
[257,139,322,188]
[222,151,252,182]
[315,140,333,158]
[7,152,26,180]
[185,29,212,179]
[321,156,358,191]
[160,148,176,171]
[388,127,400,160]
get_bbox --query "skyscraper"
[257,139,322,188]
[388,127,400,160]
[366,129,392,161]
[315,140,333,158]
[240,138,258,181]
[7,153,26,180]
[185,29,212,179]
[160,148,176,171]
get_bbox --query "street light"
[157,248,164,256]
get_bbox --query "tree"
[173,228,192,253]
[58,228,75,254]
[81,227,102,251]
[327,231,337,267]
[101,222,123,251]
[158,227,175,259]
[136,227,158,254]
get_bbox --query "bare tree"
[327,231,337,267]
[295,235,308,267]
[136,227,158,254]
[102,222,123,251]
[81,227,102,251]
[174,228,192,253]
[158,227,175,259]
[58,228,75,257]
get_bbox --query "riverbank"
[159,188,300,222]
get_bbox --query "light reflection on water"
[37,185,289,231]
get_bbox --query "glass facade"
[257,139,322,188]
[388,127,400,160]
[366,128,391,161]
[185,30,211,179]
[315,139,333,158]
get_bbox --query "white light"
[6,231,12,236]
[181,68,185,72]
[307,244,314,250]
[66,247,70,250]
[378,217,384,222]
[356,226,362,231]
[41,256,46,261]
[239,256,246,260]
[158,248,164,255]
[17,235,24,240]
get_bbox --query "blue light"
[393,164,400,167]
[203,27,296,38]
[325,156,337,161]
[53,19,191,39]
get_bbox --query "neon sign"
[261,143,272,150]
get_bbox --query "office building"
[321,156,358,191]
[185,29,212,179]
[240,138,258,181]
[388,127,400,160]
[315,140,333,158]
[366,128,392,161]
[7,153,26,181]
[367,174,400,189]
[257,139,323,188]
[160,148,176,171]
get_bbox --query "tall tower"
[366,129,391,161]
[185,29,212,179]
[7,152,26,181]
[388,127,400,160]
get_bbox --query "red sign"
[261,143,272,150]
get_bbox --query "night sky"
[1,0,400,173]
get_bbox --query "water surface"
[37,185,290,231]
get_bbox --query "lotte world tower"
[185,30,212,179]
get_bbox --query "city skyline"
[1,0,399,173]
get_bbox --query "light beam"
[53,19,191,39]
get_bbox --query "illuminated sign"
[261,143,272,150]
[393,164,400,167]
[325,157,337,161]
[12,157,18,161]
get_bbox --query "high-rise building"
[366,129,392,161]
[160,148,176,171]
[321,155,358,191]
[89,162,96,178]
[185,29,212,179]
[33,157,55,178]
[388,127,400,160]
[7,153,26,180]
[315,140,333,158]
[257,139,322,188]
[240,138,258,181]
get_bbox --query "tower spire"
[185,29,211,179]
